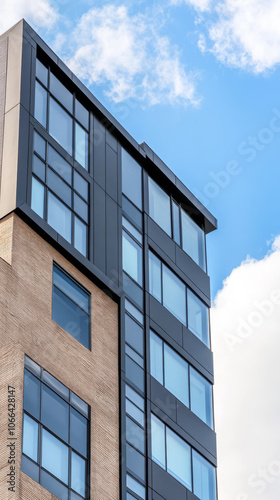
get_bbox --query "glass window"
[35,81,47,128]
[52,264,90,349]
[33,155,45,182]
[48,145,72,184]
[148,177,171,236]
[181,210,206,271]
[49,97,73,155]
[125,385,145,412]
[150,330,163,385]
[125,299,144,325]
[151,415,166,469]
[47,168,72,206]
[164,344,189,407]
[187,290,209,347]
[75,99,89,130]
[22,414,38,462]
[125,355,144,392]
[148,252,162,302]
[42,385,69,442]
[71,451,86,497]
[126,416,145,453]
[36,59,48,87]
[74,216,87,257]
[74,194,88,222]
[74,170,88,201]
[126,474,146,499]
[75,123,88,171]
[42,429,69,484]
[31,177,45,218]
[123,231,142,286]
[22,357,89,499]
[34,132,46,160]
[126,443,145,482]
[126,400,145,428]
[122,217,142,244]
[125,313,144,356]
[166,427,192,489]
[190,368,213,428]
[47,192,71,243]
[122,149,142,209]
[162,265,186,325]
[193,451,216,500]
[50,72,73,113]
[172,200,180,245]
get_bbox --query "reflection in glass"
[49,97,73,155]
[165,344,189,407]
[166,427,192,489]
[122,231,142,285]
[42,429,69,484]
[74,216,87,257]
[151,415,166,468]
[187,290,209,346]
[148,177,171,236]
[42,385,69,441]
[190,367,213,428]
[31,177,45,218]
[22,414,38,462]
[150,330,163,384]
[35,81,47,128]
[163,265,186,325]
[122,149,142,209]
[181,210,206,271]
[47,192,71,243]
[75,123,88,171]
[193,450,216,500]
[148,252,162,302]
[71,452,86,497]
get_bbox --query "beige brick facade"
[0,214,120,500]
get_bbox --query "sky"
[1,0,280,498]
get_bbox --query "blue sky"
[2,0,280,299]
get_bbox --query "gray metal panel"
[106,129,118,152]
[152,463,187,500]
[147,217,176,263]
[150,378,177,423]
[106,195,119,286]
[93,182,106,274]
[177,402,217,459]
[183,327,214,376]
[175,245,210,300]
[106,143,118,202]
[93,116,106,190]
[0,38,7,188]
[149,295,183,346]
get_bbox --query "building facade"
[0,20,217,500]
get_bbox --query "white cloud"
[67,5,200,107]
[170,0,212,12]
[212,237,280,499]
[0,0,58,34]
[207,0,280,73]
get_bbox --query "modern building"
[0,19,218,500]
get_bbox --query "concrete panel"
[0,105,20,218]
[4,21,23,114]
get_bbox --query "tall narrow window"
[148,177,171,236]
[181,209,206,271]
[52,264,91,349]
[22,356,89,500]
[187,289,209,347]
[122,149,142,209]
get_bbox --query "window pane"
[190,368,213,428]
[162,265,186,325]
[123,231,142,285]
[35,81,47,128]
[150,331,163,385]
[33,155,45,182]
[148,252,162,302]
[172,201,180,245]
[74,217,87,257]
[49,97,73,155]
[36,59,48,87]
[47,168,72,206]
[125,299,144,325]
[122,217,142,244]
[53,265,90,312]
[126,443,145,482]
[75,123,88,170]
[42,429,69,484]
[22,414,38,462]
[122,149,142,209]
[125,355,144,392]
[151,415,165,469]
[125,385,145,412]
[25,355,41,378]
[181,210,206,271]
[126,474,146,499]
[164,344,189,407]
[70,392,89,418]
[50,73,73,113]
[125,314,144,356]
[52,286,90,349]
[31,176,45,218]
[48,192,71,242]
[42,370,69,401]
[166,428,192,489]
[74,170,88,201]
[126,400,145,428]
[21,455,39,483]
[71,408,87,457]
[23,370,41,419]
[126,416,145,453]
[75,99,89,130]
[122,195,143,228]
[48,145,72,184]
[193,451,216,500]
[41,469,68,500]
[71,451,86,497]
[148,177,171,236]
[42,385,69,442]
[125,345,144,368]
[74,194,88,222]
[187,290,209,346]
[34,131,46,160]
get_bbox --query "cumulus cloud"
[170,0,212,12]
[211,237,280,499]
[206,0,280,73]
[0,0,58,34]
[67,5,200,107]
